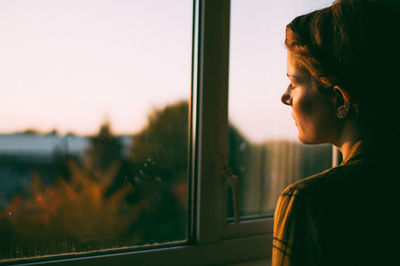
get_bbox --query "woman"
[273,0,400,265]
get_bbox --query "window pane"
[0,0,192,261]
[228,0,333,218]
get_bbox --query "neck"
[334,120,362,162]
[337,140,358,162]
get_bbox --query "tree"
[130,101,188,185]
[126,100,189,243]
[86,121,123,174]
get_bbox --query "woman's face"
[281,53,339,144]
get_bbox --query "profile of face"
[281,53,340,145]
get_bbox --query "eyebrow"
[287,73,300,78]
[287,73,306,83]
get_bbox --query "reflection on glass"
[228,0,333,218]
[0,0,192,261]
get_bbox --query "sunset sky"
[0,0,332,142]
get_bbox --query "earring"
[337,105,347,119]
[337,111,345,119]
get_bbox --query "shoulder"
[284,160,375,196]
[277,162,375,213]
[280,166,340,199]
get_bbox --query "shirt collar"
[341,140,365,165]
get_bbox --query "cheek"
[293,92,315,119]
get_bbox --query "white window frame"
[5,1,274,265]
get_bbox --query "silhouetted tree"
[130,101,188,184]
[86,121,123,173]
[126,100,189,243]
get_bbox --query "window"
[0,0,333,265]
[228,0,333,220]
[0,0,192,262]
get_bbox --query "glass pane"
[0,0,192,261]
[228,0,333,218]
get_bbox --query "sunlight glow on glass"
[0,0,192,135]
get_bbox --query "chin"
[298,137,312,144]
[298,136,326,145]
[298,133,318,145]
[297,132,307,144]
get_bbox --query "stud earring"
[337,111,345,119]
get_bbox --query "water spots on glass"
[146,158,156,167]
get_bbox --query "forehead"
[286,52,312,82]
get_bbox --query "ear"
[333,86,351,119]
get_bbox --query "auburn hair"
[285,0,400,138]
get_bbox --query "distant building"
[0,133,89,162]
[0,133,132,161]
[0,133,132,203]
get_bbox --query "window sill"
[5,232,272,266]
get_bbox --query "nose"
[281,84,292,106]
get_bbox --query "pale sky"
[0,0,192,135]
[229,0,333,142]
[0,0,332,142]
